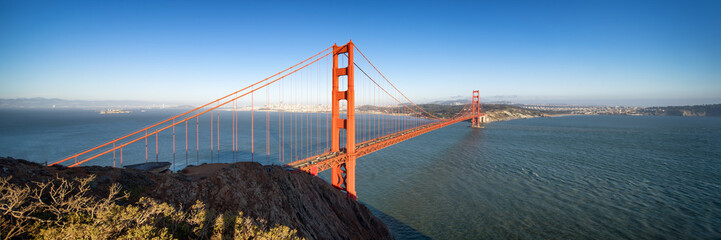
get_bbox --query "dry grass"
[0,175,303,240]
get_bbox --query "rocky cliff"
[483,105,546,122]
[0,157,393,240]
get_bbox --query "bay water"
[1,109,719,239]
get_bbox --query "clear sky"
[1,0,719,106]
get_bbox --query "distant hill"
[427,99,516,106]
[416,103,545,122]
[419,102,721,119]
[426,99,467,106]
[0,98,183,109]
[642,104,721,117]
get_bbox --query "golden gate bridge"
[49,41,486,199]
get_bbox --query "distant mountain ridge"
[3,97,719,117]
[427,98,515,105]
[0,98,181,109]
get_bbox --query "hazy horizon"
[2,96,719,109]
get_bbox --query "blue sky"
[1,0,719,106]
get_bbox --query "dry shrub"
[0,176,302,240]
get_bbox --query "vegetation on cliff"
[0,157,393,240]
[479,104,546,122]
[0,175,300,239]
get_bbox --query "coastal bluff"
[481,105,546,122]
[0,157,393,240]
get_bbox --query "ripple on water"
[355,116,721,239]
[2,111,720,239]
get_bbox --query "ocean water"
[0,109,431,168]
[347,115,721,239]
[1,110,720,239]
[0,109,186,165]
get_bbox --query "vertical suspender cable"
[279,80,282,163]
[210,109,214,163]
[251,92,254,162]
[173,119,176,171]
[216,108,219,161]
[196,115,199,164]
[326,55,329,152]
[291,75,294,161]
[308,66,312,157]
[236,100,239,162]
[236,99,239,162]
[318,62,321,155]
[232,99,235,162]
[294,74,297,161]
[300,70,304,160]
[281,79,285,163]
[306,66,310,158]
[155,133,159,162]
[266,84,270,163]
[230,100,236,162]
[185,120,188,166]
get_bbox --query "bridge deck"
[285,114,482,172]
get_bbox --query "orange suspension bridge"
[49,41,486,199]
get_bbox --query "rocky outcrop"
[483,108,546,122]
[0,157,393,240]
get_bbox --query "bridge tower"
[471,90,485,128]
[330,41,357,199]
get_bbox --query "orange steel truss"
[330,41,357,199]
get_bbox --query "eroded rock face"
[0,157,393,240]
[484,109,545,122]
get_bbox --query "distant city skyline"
[1,1,719,107]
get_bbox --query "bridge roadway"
[286,114,482,173]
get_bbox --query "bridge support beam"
[471,90,484,128]
[330,41,357,199]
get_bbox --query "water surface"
[344,115,721,239]
[2,110,720,239]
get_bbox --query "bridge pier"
[330,41,357,199]
[471,90,485,128]
[331,157,356,198]
[472,115,486,128]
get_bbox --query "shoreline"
[544,113,585,118]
